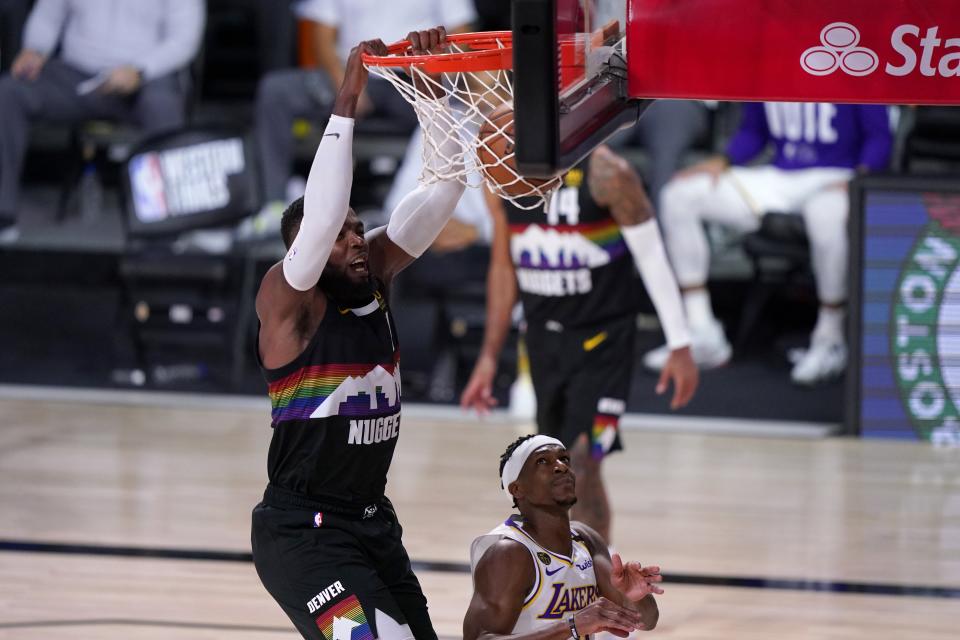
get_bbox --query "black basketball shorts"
[251,488,437,640]
[525,314,635,459]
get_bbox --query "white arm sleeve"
[622,220,692,350]
[282,115,355,291]
[385,101,466,258]
[385,180,466,258]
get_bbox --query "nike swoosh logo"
[582,331,608,352]
[545,566,563,576]
[323,133,340,139]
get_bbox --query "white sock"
[683,289,716,332]
[812,306,845,345]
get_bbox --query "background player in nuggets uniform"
[462,145,699,541]
[464,434,662,639]
[251,29,465,640]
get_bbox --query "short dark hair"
[280,196,305,249]
[499,434,537,508]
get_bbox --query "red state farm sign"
[627,0,960,104]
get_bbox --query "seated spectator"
[643,102,893,385]
[239,0,476,241]
[0,0,206,242]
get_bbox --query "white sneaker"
[790,339,847,385]
[643,321,732,371]
[236,201,285,241]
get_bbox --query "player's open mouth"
[350,257,368,274]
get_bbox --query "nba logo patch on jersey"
[537,551,552,565]
[315,594,374,640]
[313,512,323,528]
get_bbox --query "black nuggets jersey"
[259,283,401,507]
[504,166,644,328]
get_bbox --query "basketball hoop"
[362,32,558,210]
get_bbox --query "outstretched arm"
[461,193,517,415]
[368,27,467,285]
[588,146,698,409]
[255,39,386,367]
[277,39,386,295]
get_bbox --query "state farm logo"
[801,23,960,78]
[801,22,879,76]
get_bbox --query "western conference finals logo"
[891,195,960,444]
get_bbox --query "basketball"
[476,104,561,198]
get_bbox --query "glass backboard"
[511,0,649,176]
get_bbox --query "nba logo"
[129,152,169,223]
[313,512,323,528]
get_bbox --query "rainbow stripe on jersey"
[591,413,620,460]
[268,362,400,424]
[315,594,374,640]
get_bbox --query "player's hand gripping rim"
[406,26,448,99]
[334,39,388,117]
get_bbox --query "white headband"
[500,435,565,504]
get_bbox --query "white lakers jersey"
[470,516,599,636]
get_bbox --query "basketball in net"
[476,104,562,198]
[361,32,561,210]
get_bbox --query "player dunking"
[251,29,464,640]
[462,145,699,542]
[464,434,663,639]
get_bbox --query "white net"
[364,36,558,210]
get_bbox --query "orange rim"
[361,31,512,74]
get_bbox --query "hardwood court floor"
[0,393,958,639]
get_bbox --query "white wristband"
[621,220,691,350]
